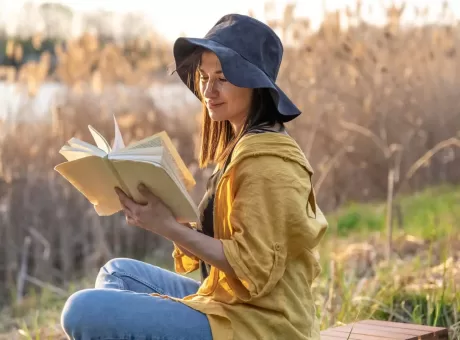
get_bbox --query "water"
[0,80,199,122]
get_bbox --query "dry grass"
[0,1,459,338]
[1,186,458,339]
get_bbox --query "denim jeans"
[60,258,213,340]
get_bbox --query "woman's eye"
[198,75,226,83]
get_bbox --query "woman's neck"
[231,120,285,136]
[230,120,245,135]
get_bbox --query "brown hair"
[176,47,283,169]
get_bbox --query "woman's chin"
[208,111,227,122]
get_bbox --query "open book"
[54,115,200,225]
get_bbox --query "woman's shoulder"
[228,136,313,186]
[236,129,294,150]
[233,132,312,171]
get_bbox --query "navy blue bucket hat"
[173,14,301,122]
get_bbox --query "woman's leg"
[95,257,200,298]
[61,288,212,340]
[61,258,210,339]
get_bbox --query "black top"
[197,124,286,282]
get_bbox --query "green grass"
[333,203,383,236]
[1,185,459,339]
[328,185,459,239]
[316,185,460,338]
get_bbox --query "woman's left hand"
[115,183,176,235]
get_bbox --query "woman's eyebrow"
[198,68,223,74]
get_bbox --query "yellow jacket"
[165,133,328,339]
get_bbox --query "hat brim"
[173,37,301,122]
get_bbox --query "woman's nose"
[203,79,217,98]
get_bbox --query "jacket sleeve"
[220,155,325,302]
[172,243,200,274]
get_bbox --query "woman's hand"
[115,183,236,278]
[115,183,175,235]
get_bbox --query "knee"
[100,257,137,274]
[96,258,132,282]
[61,289,95,337]
[96,258,151,289]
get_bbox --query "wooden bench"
[320,319,449,339]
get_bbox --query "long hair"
[175,47,284,169]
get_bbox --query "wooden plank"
[357,320,449,339]
[320,320,449,340]
[328,323,437,337]
[321,327,414,339]
[320,335,349,340]
[320,335,374,340]
[359,319,447,332]
[322,329,397,340]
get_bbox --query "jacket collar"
[221,133,313,180]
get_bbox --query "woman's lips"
[208,102,225,109]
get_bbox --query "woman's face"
[198,51,253,131]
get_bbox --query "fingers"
[125,214,137,226]
[115,187,137,225]
[122,205,138,226]
[137,183,159,205]
[115,184,161,230]
[115,187,136,212]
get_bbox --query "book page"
[88,125,111,154]
[67,138,107,158]
[124,131,195,191]
[112,160,199,223]
[125,134,163,149]
[108,155,163,163]
[59,146,94,162]
[110,147,164,158]
[54,156,123,216]
[156,132,196,191]
[111,114,125,152]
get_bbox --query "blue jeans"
[61,258,213,340]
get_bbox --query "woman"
[61,14,328,340]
